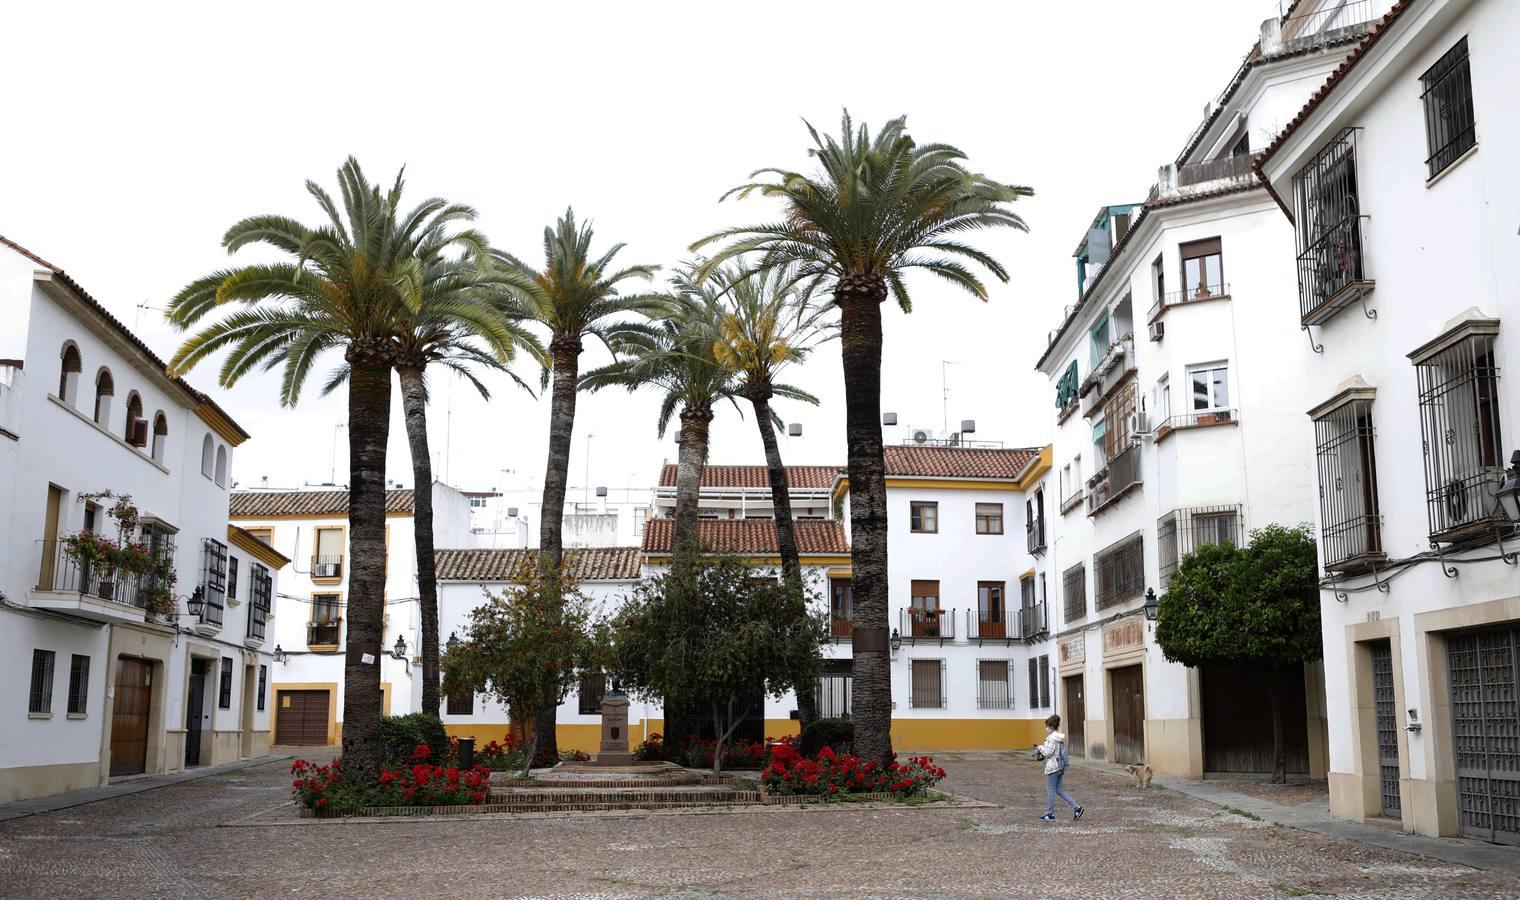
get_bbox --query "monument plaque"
[596,685,634,766]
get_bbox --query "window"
[201,434,214,478]
[469,497,487,508]
[93,369,114,427]
[1293,128,1368,323]
[1063,564,1086,623]
[910,580,940,637]
[1158,505,1244,585]
[1312,390,1383,571]
[1094,532,1145,610]
[256,665,267,711]
[66,654,90,715]
[1412,320,1504,540]
[1025,491,1045,550]
[151,413,168,463]
[447,690,474,716]
[218,657,233,709]
[123,392,145,447]
[1026,655,1051,708]
[248,563,272,642]
[310,594,342,646]
[246,527,274,546]
[200,538,227,626]
[910,659,945,709]
[1156,375,1172,424]
[818,660,853,719]
[829,577,853,638]
[1188,362,1230,412]
[909,501,938,534]
[59,343,81,404]
[1151,253,1165,303]
[1230,130,1250,158]
[1102,381,1138,463]
[227,556,240,601]
[976,503,1003,535]
[1089,311,1111,369]
[1179,238,1223,301]
[978,660,1013,709]
[313,528,344,578]
[1421,37,1475,179]
[214,445,228,487]
[1055,360,1080,411]
[977,581,1006,639]
[578,673,606,715]
[29,650,55,714]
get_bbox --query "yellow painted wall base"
[890,718,1047,751]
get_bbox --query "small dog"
[1124,763,1154,788]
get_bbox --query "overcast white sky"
[1,0,1283,499]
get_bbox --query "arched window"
[214,445,228,487]
[58,343,82,404]
[201,434,214,478]
[151,413,169,463]
[123,392,144,446]
[93,369,114,427]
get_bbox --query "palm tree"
[166,157,486,783]
[693,112,1033,765]
[495,209,659,760]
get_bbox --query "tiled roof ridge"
[656,463,843,489]
[435,546,642,582]
[229,488,416,517]
[640,518,850,555]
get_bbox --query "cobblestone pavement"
[1,749,1517,899]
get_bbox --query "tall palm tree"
[326,273,544,718]
[495,209,659,760]
[693,113,1033,765]
[166,157,488,783]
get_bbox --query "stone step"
[488,789,759,806]
[480,796,761,813]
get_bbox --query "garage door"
[1448,626,1520,844]
[275,690,330,746]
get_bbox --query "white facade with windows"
[0,236,281,803]
[1258,0,1520,843]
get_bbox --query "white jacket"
[1038,730,1067,775]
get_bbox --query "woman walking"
[1035,714,1084,821]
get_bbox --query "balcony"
[1018,600,1049,643]
[1277,0,1377,53]
[1026,518,1047,554]
[29,540,150,624]
[1298,216,1373,325]
[968,609,1013,644]
[1154,408,1238,443]
[312,555,344,579]
[830,615,854,641]
[1060,490,1084,516]
[1148,282,1231,323]
[1147,155,1256,206]
[1081,337,1137,419]
[307,620,342,648]
[1086,445,1143,516]
[899,607,956,646]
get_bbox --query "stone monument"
[595,682,634,766]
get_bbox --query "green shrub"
[800,718,854,758]
[378,713,450,767]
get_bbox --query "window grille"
[1413,324,1505,540]
[218,657,233,709]
[818,661,853,719]
[578,673,606,715]
[1313,396,1384,570]
[447,691,474,716]
[1293,128,1371,324]
[227,556,239,601]
[1157,505,1245,585]
[257,665,267,712]
[1027,657,1051,708]
[1094,532,1145,610]
[29,649,55,714]
[977,660,1013,709]
[248,563,272,641]
[200,538,227,626]
[68,655,90,715]
[1421,38,1476,179]
[309,595,341,646]
[1063,564,1086,623]
[910,659,946,709]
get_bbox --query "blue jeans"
[1046,770,1077,815]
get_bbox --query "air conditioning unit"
[908,426,935,445]
[314,562,341,578]
[1148,321,1164,342]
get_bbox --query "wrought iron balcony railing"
[1086,445,1143,515]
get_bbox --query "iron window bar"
[1312,394,1386,573]
[976,659,1014,710]
[1293,127,1376,327]
[1157,504,1245,586]
[1062,564,1087,624]
[1411,322,1506,544]
[1094,532,1145,611]
[1420,37,1476,180]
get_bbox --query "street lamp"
[446,631,460,653]
[1496,449,1520,524]
[391,634,408,660]
[186,586,206,620]
[889,628,902,654]
[272,644,289,664]
[1142,587,1160,622]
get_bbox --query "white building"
[465,482,652,550]
[1257,0,1520,843]
[0,235,283,803]
[653,463,836,522]
[1031,2,1394,779]
[227,482,476,744]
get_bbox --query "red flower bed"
[290,745,493,813]
[684,736,773,769]
[760,745,946,798]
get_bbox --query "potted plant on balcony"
[62,530,119,596]
[1193,277,1212,299]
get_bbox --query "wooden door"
[39,485,65,590]
[1202,664,1310,775]
[275,690,330,746]
[110,657,151,777]
[1111,665,1146,765]
[1064,675,1086,757]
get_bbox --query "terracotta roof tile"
[657,464,841,490]
[882,445,1041,480]
[229,489,415,518]
[641,518,850,555]
[0,234,251,441]
[435,547,642,582]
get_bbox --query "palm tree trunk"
[532,335,582,764]
[673,407,713,561]
[342,354,392,784]
[836,277,892,766]
[397,366,440,718]
[750,390,817,730]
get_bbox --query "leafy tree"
[442,560,607,776]
[1154,524,1321,783]
[693,112,1033,764]
[611,555,827,775]
[167,158,473,783]
[494,209,659,759]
